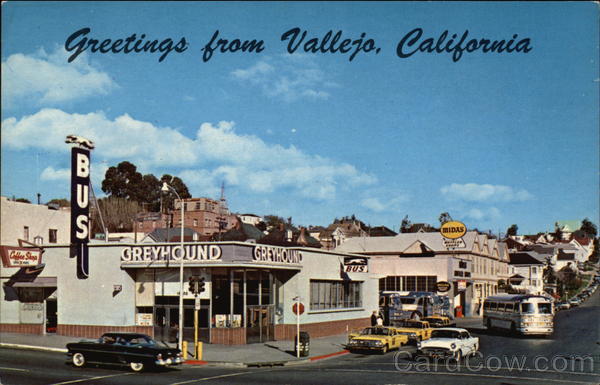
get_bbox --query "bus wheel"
[510,322,518,335]
[486,318,492,330]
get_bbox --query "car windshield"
[397,321,422,328]
[431,330,460,339]
[399,297,416,304]
[361,327,390,336]
[100,334,161,346]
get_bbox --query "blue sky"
[2,2,598,235]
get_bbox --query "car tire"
[72,352,86,368]
[381,345,388,354]
[130,362,145,372]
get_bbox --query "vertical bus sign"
[70,147,90,279]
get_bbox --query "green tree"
[91,197,142,233]
[159,174,191,212]
[506,224,518,237]
[400,215,412,233]
[580,218,597,237]
[438,212,452,224]
[553,222,564,240]
[102,161,144,200]
[589,238,599,264]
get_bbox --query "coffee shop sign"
[121,245,222,262]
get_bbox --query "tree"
[553,222,564,241]
[438,212,452,224]
[580,218,597,238]
[91,197,142,233]
[101,161,144,200]
[589,237,599,264]
[47,198,70,207]
[159,174,191,212]
[400,215,412,233]
[543,256,557,284]
[506,224,518,237]
[15,198,31,203]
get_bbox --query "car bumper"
[518,327,553,335]
[155,357,184,366]
[416,349,455,359]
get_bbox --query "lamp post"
[162,182,185,352]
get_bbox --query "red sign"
[0,246,42,267]
[292,302,305,315]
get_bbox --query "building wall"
[1,197,70,246]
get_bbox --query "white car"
[416,327,479,360]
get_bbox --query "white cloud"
[40,166,70,181]
[361,198,386,212]
[2,47,116,107]
[231,55,336,102]
[440,183,533,202]
[463,207,502,221]
[3,110,376,200]
[361,194,409,213]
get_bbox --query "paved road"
[1,290,599,385]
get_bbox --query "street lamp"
[162,182,185,352]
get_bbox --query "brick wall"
[275,317,369,340]
[210,327,246,345]
[0,323,44,334]
[56,325,153,339]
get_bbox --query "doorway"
[45,298,57,333]
[246,305,274,343]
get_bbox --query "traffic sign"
[292,302,305,315]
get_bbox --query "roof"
[216,222,264,242]
[557,250,575,260]
[369,226,398,237]
[509,252,544,265]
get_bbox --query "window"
[531,266,537,274]
[49,229,58,243]
[193,219,198,226]
[310,280,362,310]
[505,303,514,311]
[23,226,29,241]
[459,261,467,269]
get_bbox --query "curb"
[0,342,68,353]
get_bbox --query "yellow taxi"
[422,315,455,328]
[346,326,410,354]
[392,319,433,344]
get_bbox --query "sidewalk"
[0,331,350,367]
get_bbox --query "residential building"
[237,214,263,227]
[508,252,545,294]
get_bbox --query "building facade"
[1,197,71,246]
[0,241,377,344]
[336,231,510,317]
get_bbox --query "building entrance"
[246,305,274,343]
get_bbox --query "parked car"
[556,302,570,311]
[568,298,580,307]
[66,332,183,372]
[391,319,433,344]
[416,328,479,361]
[346,326,409,354]
[422,315,455,328]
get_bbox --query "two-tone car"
[391,319,433,344]
[346,326,410,354]
[416,328,479,361]
[66,332,183,372]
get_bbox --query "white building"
[508,252,545,294]
[1,197,70,246]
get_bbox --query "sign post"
[194,295,200,359]
[293,296,303,358]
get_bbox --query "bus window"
[483,301,490,310]
[497,303,506,312]
[505,303,514,311]
[400,298,416,305]
[379,296,386,307]
[521,303,535,314]
[490,302,497,311]
[538,303,552,314]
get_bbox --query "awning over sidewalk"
[11,277,57,288]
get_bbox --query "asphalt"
[0,317,482,367]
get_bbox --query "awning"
[11,277,57,288]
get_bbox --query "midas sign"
[440,221,467,239]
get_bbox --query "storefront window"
[309,280,362,310]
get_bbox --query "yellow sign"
[440,221,467,239]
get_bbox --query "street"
[1,290,599,385]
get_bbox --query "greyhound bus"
[483,294,554,336]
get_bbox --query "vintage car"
[346,326,409,354]
[416,328,479,361]
[391,319,433,344]
[422,315,455,328]
[66,332,183,372]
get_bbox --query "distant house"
[237,214,263,227]
[215,220,265,243]
[140,228,204,243]
[508,252,544,294]
[555,249,578,272]
[368,226,397,237]
[259,225,322,248]
[317,221,367,249]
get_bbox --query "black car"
[66,332,183,372]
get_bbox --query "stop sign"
[292,302,305,315]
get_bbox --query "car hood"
[419,338,457,349]
[351,336,388,341]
